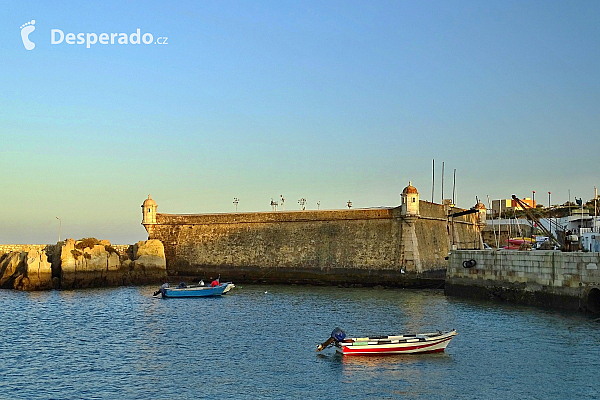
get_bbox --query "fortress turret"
[474,200,487,249]
[474,201,487,227]
[142,195,157,225]
[399,181,422,272]
[401,181,419,217]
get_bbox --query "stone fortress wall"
[142,183,486,286]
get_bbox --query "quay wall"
[146,201,481,286]
[446,250,600,312]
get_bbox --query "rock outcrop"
[132,239,167,270]
[60,239,121,289]
[59,238,167,289]
[0,238,167,291]
[0,247,53,290]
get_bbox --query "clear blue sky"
[1,0,599,244]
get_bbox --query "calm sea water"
[0,284,599,399]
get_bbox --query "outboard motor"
[331,327,346,341]
[153,283,169,297]
[316,327,346,352]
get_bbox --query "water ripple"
[0,285,599,399]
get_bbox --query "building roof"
[142,195,157,207]
[402,181,418,195]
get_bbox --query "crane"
[511,195,563,249]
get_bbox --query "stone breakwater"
[0,239,166,291]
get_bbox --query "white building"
[581,233,600,252]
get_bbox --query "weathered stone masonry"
[446,249,600,312]
[142,186,483,286]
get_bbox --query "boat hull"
[161,283,229,298]
[335,330,457,355]
[223,283,235,294]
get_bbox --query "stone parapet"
[156,208,397,225]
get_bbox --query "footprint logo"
[20,20,35,50]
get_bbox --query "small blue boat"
[154,282,235,298]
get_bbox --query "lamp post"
[595,187,598,233]
[55,217,62,243]
[531,191,535,240]
[298,198,306,211]
[548,192,551,237]
[233,198,239,212]
[592,186,598,232]
[316,201,321,210]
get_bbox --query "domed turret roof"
[402,181,418,195]
[474,201,486,210]
[142,195,157,207]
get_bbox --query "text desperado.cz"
[51,29,167,48]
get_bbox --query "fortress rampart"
[142,187,485,286]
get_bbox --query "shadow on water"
[445,293,600,327]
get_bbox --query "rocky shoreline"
[0,238,167,291]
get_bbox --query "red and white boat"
[317,328,457,355]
